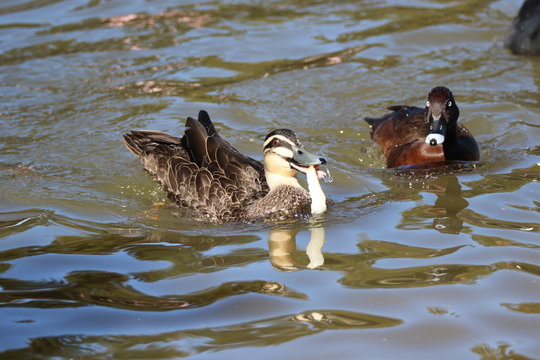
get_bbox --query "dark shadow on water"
[264,223,501,290]
[0,269,311,311]
[325,163,540,289]
[264,216,540,290]
[345,162,540,236]
[342,164,475,235]
[325,241,540,289]
[397,174,469,235]
[0,308,401,358]
[391,162,480,235]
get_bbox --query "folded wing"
[124,110,268,222]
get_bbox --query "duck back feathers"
[124,111,318,223]
[365,105,429,152]
[124,111,269,222]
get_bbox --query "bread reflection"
[268,226,325,271]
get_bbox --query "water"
[1,0,539,359]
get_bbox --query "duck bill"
[289,146,328,177]
[425,114,446,146]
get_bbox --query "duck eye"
[426,101,430,107]
[447,101,452,107]
[298,150,303,155]
[272,138,281,147]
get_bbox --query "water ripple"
[0,308,401,358]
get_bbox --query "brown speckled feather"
[124,110,301,223]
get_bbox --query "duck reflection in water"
[396,174,469,234]
[430,175,469,234]
[268,225,325,271]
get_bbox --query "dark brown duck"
[365,86,480,168]
[506,0,540,56]
[124,111,329,223]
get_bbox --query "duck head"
[424,86,460,146]
[262,129,327,190]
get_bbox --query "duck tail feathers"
[364,117,377,126]
[123,130,181,158]
[198,110,219,137]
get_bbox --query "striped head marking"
[263,129,327,190]
[263,129,301,159]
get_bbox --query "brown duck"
[365,86,480,168]
[123,110,329,223]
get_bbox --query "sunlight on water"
[0,0,539,359]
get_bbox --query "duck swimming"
[365,86,480,168]
[506,0,540,55]
[123,110,330,223]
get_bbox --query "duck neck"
[443,123,458,151]
[305,167,327,215]
[265,171,303,191]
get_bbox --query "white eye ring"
[447,101,452,107]
[426,101,430,107]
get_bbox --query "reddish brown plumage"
[365,87,479,168]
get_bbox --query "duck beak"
[290,145,326,169]
[425,111,446,146]
[289,145,329,180]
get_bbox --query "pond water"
[1,0,539,359]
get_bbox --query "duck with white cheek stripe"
[262,129,330,216]
[123,110,331,223]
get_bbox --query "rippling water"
[1,0,539,359]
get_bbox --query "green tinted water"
[1,0,539,359]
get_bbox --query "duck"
[505,0,540,56]
[364,86,480,168]
[123,110,330,223]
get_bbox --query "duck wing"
[124,111,268,222]
[365,105,428,153]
